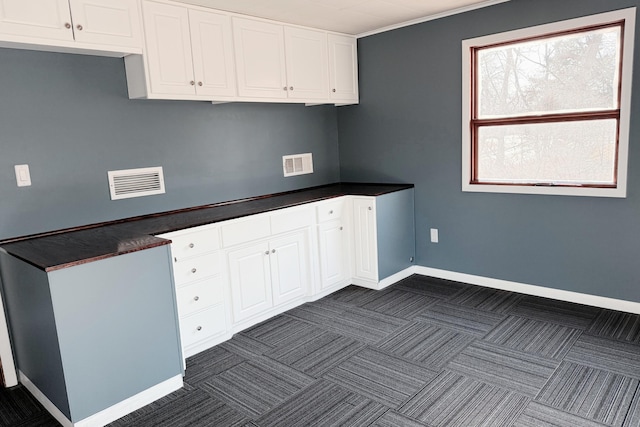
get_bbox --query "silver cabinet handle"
[329,210,334,214]
[189,243,195,248]
[196,326,202,331]
[289,86,293,91]
[190,81,195,86]
[332,88,336,93]
[272,249,276,253]
[340,227,343,231]
[194,296,199,301]
[283,86,288,91]
[191,268,197,274]
[198,81,203,86]
[76,24,83,31]
[368,207,372,211]
[265,250,270,255]
[64,23,71,29]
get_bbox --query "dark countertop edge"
[0,182,412,245]
[35,240,172,273]
[1,182,414,272]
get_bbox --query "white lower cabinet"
[163,188,415,361]
[228,229,310,324]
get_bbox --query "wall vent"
[283,153,313,177]
[108,167,165,200]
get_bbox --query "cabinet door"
[142,1,195,95]
[328,34,359,103]
[228,242,273,322]
[352,198,378,281]
[189,9,237,97]
[68,0,141,47]
[233,17,287,99]
[318,220,349,290]
[269,232,309,306]
[0,0,73,41]
[284,26,328,101]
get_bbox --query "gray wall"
[338,0,640,302]
[0,48,340,240]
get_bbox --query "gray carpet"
[2,274,640,427]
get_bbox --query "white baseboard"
[20,371,183,427]
[412,266,640,315]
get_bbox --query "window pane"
[476,119,617,185]
[477,26,621,118]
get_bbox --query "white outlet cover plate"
[430,228,439,243]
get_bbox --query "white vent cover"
[283,153,313,177]
[108,167,165,200]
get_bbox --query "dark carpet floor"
[2,274,640,426]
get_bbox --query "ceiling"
[174,0,508,36]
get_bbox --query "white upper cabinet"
[141,1,195,95]
[284,26,328,101]
[68,0,142,48]
[233,17,287,99]
[328,34,359,104]
[189,9,236,98]
[0,0,72,41]
[131,1,236,98]
[0,0,142,52]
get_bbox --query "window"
[462,8,636,197]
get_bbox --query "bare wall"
[0,48,340,240]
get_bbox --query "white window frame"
[462,8,636,198]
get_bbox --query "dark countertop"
[0,183,413,272]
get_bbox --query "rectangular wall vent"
[283,153,313,177]
[108,166,165,200]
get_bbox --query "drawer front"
[221,215,270,247]
[170,227,221,260]
[316,198,345,223]
[180,304,227,348]
[271,206,314,235]
[173,252,221,286]
[176,276,225,317]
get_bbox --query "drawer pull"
[189,243,195,248]
[272,249,276,253]
[329,210,334,214]
[196,326,202,331]
[368,207,372,211]
[194,296,199,301]
[340,226,343,230]
[191,268,197,274]
[265,250,270,255]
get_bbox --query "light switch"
[15,164,31,187]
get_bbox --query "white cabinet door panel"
[228,242,273,322]
[189,9,236,97]
[142,1,195,95]
[0,0,72,41]
[318,220,348,289]
[328,34,358,103]
[68,0,141,47]
[284,26,328,100]
[270,232,308,306]
[233,17,287,99]
[352,198,377,281]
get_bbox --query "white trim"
[357,0,511,38]
[20,371,183,427]
[461,7,636,198]
[352,267,416,291]
[0,288,17,387]
[19,371,72,427]
[412,266,640,315]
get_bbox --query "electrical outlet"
[430,228,439,243]
[15,164,31,187]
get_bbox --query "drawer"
[180,304,227,348]
[176,276,225,317]
[316,198,345,223]
[271,206,314,235]
[173,253,221,286]
[169,227,220,260]
[221,214,270,247]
